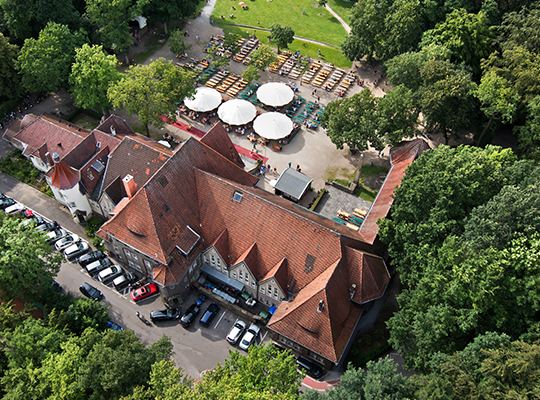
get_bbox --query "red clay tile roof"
[233,242,259,278]
[103,176,124,204]
[98,138,259,266]
[154,250,198,285]
[49,159,80,189]
[79,146,110,195]
[359,139,430,244]
[98,137,171,203]
[10,113,89,162]
[260,258,288,293]
[208,229,229,265]
[268,260,363,363]
[95,115,135,136]
[345,247,390,304]
[200,123,244,168]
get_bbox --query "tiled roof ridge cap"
[41,113,88,138]
[196,169,343,239]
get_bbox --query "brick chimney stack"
[123,174,136,198]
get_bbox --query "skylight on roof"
[233,191,243,203]
[91,160,105,173]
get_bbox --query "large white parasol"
[217,99,257,125]
[253,112,293,140]
[184,87,222,112]
[256,82,294,107]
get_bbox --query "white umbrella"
[253,112,293,140]
[257,82,294,107]
[184,87,222,112]
[217,99,257,125]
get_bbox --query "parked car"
[107,321,123,331]
[0,198,15,210]
[64,241,90,261]
[150,308,182,322]
[21,215,45,228]
[79,282,103,301]
[199,303,220,327]
[179,303,201,328]
[4,203,24,215]
[85,257,112,276]
[131,283,158,302]
[112,272,136,291]
[36,220,59,232]
[226,320,247,345]
[19,208,34,218]
[97,266,122,284]
[238,323,260,351]
[78,250,105,266]
[295,356,324,379]
[45,228,68,244]
[54,234,80,251]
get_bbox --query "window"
[260,296,265,302]
[211,255,216,267]
[144,260,152,270]
[309,352,325,364]
[132,253,138,262]
[114,246,119,252]
[260,286,265,294]
[244,274,249,283]
[232,272,237,279]
[217,258,221,267]
[125,250,131,259]
[274,288,278,299]
[268,284,272,294]
[239,270,243,280]
[266,299,271,306]
[128,260,135,268]
[203,255,208,265]
[250,281,255,288]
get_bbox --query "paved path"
[324,5,351,34]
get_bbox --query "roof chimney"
[123,174,136,198]
[317,300,325,313]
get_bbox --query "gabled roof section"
[345,247,390,304]
[232,242,259,277]
[208,228,229,266]
[98,137,259,271]
[103,176,124,204]
[95,115,135,136]
[268,260,362,363]
[359,139,430,244]
[10,113,89,161]
[49,159,79,190]
[99,136,171,203]
[79,146,110,195]
[260,258,288,294]
[153,250,197,285]
[200,123,244,168]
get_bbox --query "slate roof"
[359,139,430,244]
[274,167,314,201]
[200,123,244,168]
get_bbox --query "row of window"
[114,245,152,271]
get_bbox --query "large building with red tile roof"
[97,124,394,369]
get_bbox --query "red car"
[131,283,158,302]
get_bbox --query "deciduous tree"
[514,95,540,160]
[15,22,87,93]
[0,33,20,101]
[108,58,196,135]
[69,44,121,113]
[269,24,295,54]
[138,0,198,35]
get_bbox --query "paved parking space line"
[260,330,268,344]
[214,310,226,329]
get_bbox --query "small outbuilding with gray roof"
[273,167,313,202]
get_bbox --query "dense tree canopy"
[378,145,540,371]
[69,44,121,113]
[138,0,198,35]
[0,33,20,101]
[108,58,196,135]
[15,22,86,93]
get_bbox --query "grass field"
[326,0,354,24]
[210,0,352,67]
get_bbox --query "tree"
[15,22,87,93]
[420,9,494,76]
[417,59,478,143]
[0,0,35,41]
[304,358,411,400]
[320,90,382,152]
[474,71,520,144]
[108,58,196,135]
[138,0,198,35]
[69,44,121,113]
[376,85,420,147]
[0,33,20,101]
[269,24,294,54]
[381,0,425,61]
[514,95,540,160]
[168,29,191,57]
[0,214,61,301]
[85,0,133,63]
[62,297,109,334]
[497,6,540,53]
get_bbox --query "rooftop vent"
[233,191,243,203]
[317,300,325,313]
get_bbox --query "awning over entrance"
[200,264,244,292]
[274,167,313,202]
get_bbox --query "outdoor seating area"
[334,72,356,97]
[232,38,260,63]
[312,63,333,87]
[216,73,240,93]
[205,69,229,88]
[301,60,322,84]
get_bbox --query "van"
[64,241,90,261]
[85,258,112,276]
[296,356,324,379]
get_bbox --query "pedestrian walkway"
[324,5,351,34]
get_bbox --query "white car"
[4,203,24,215]
[63,241,90,261]
[226,319,247,345]
[97,265,122,284]
[54,234,80,251]
[45,228,68,244]
[238,323,260,351]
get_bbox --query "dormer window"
[87,169,94,180]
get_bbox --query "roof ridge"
[140,187,170,263]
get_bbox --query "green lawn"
[210,0,352,67]
[326,0,355,24]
